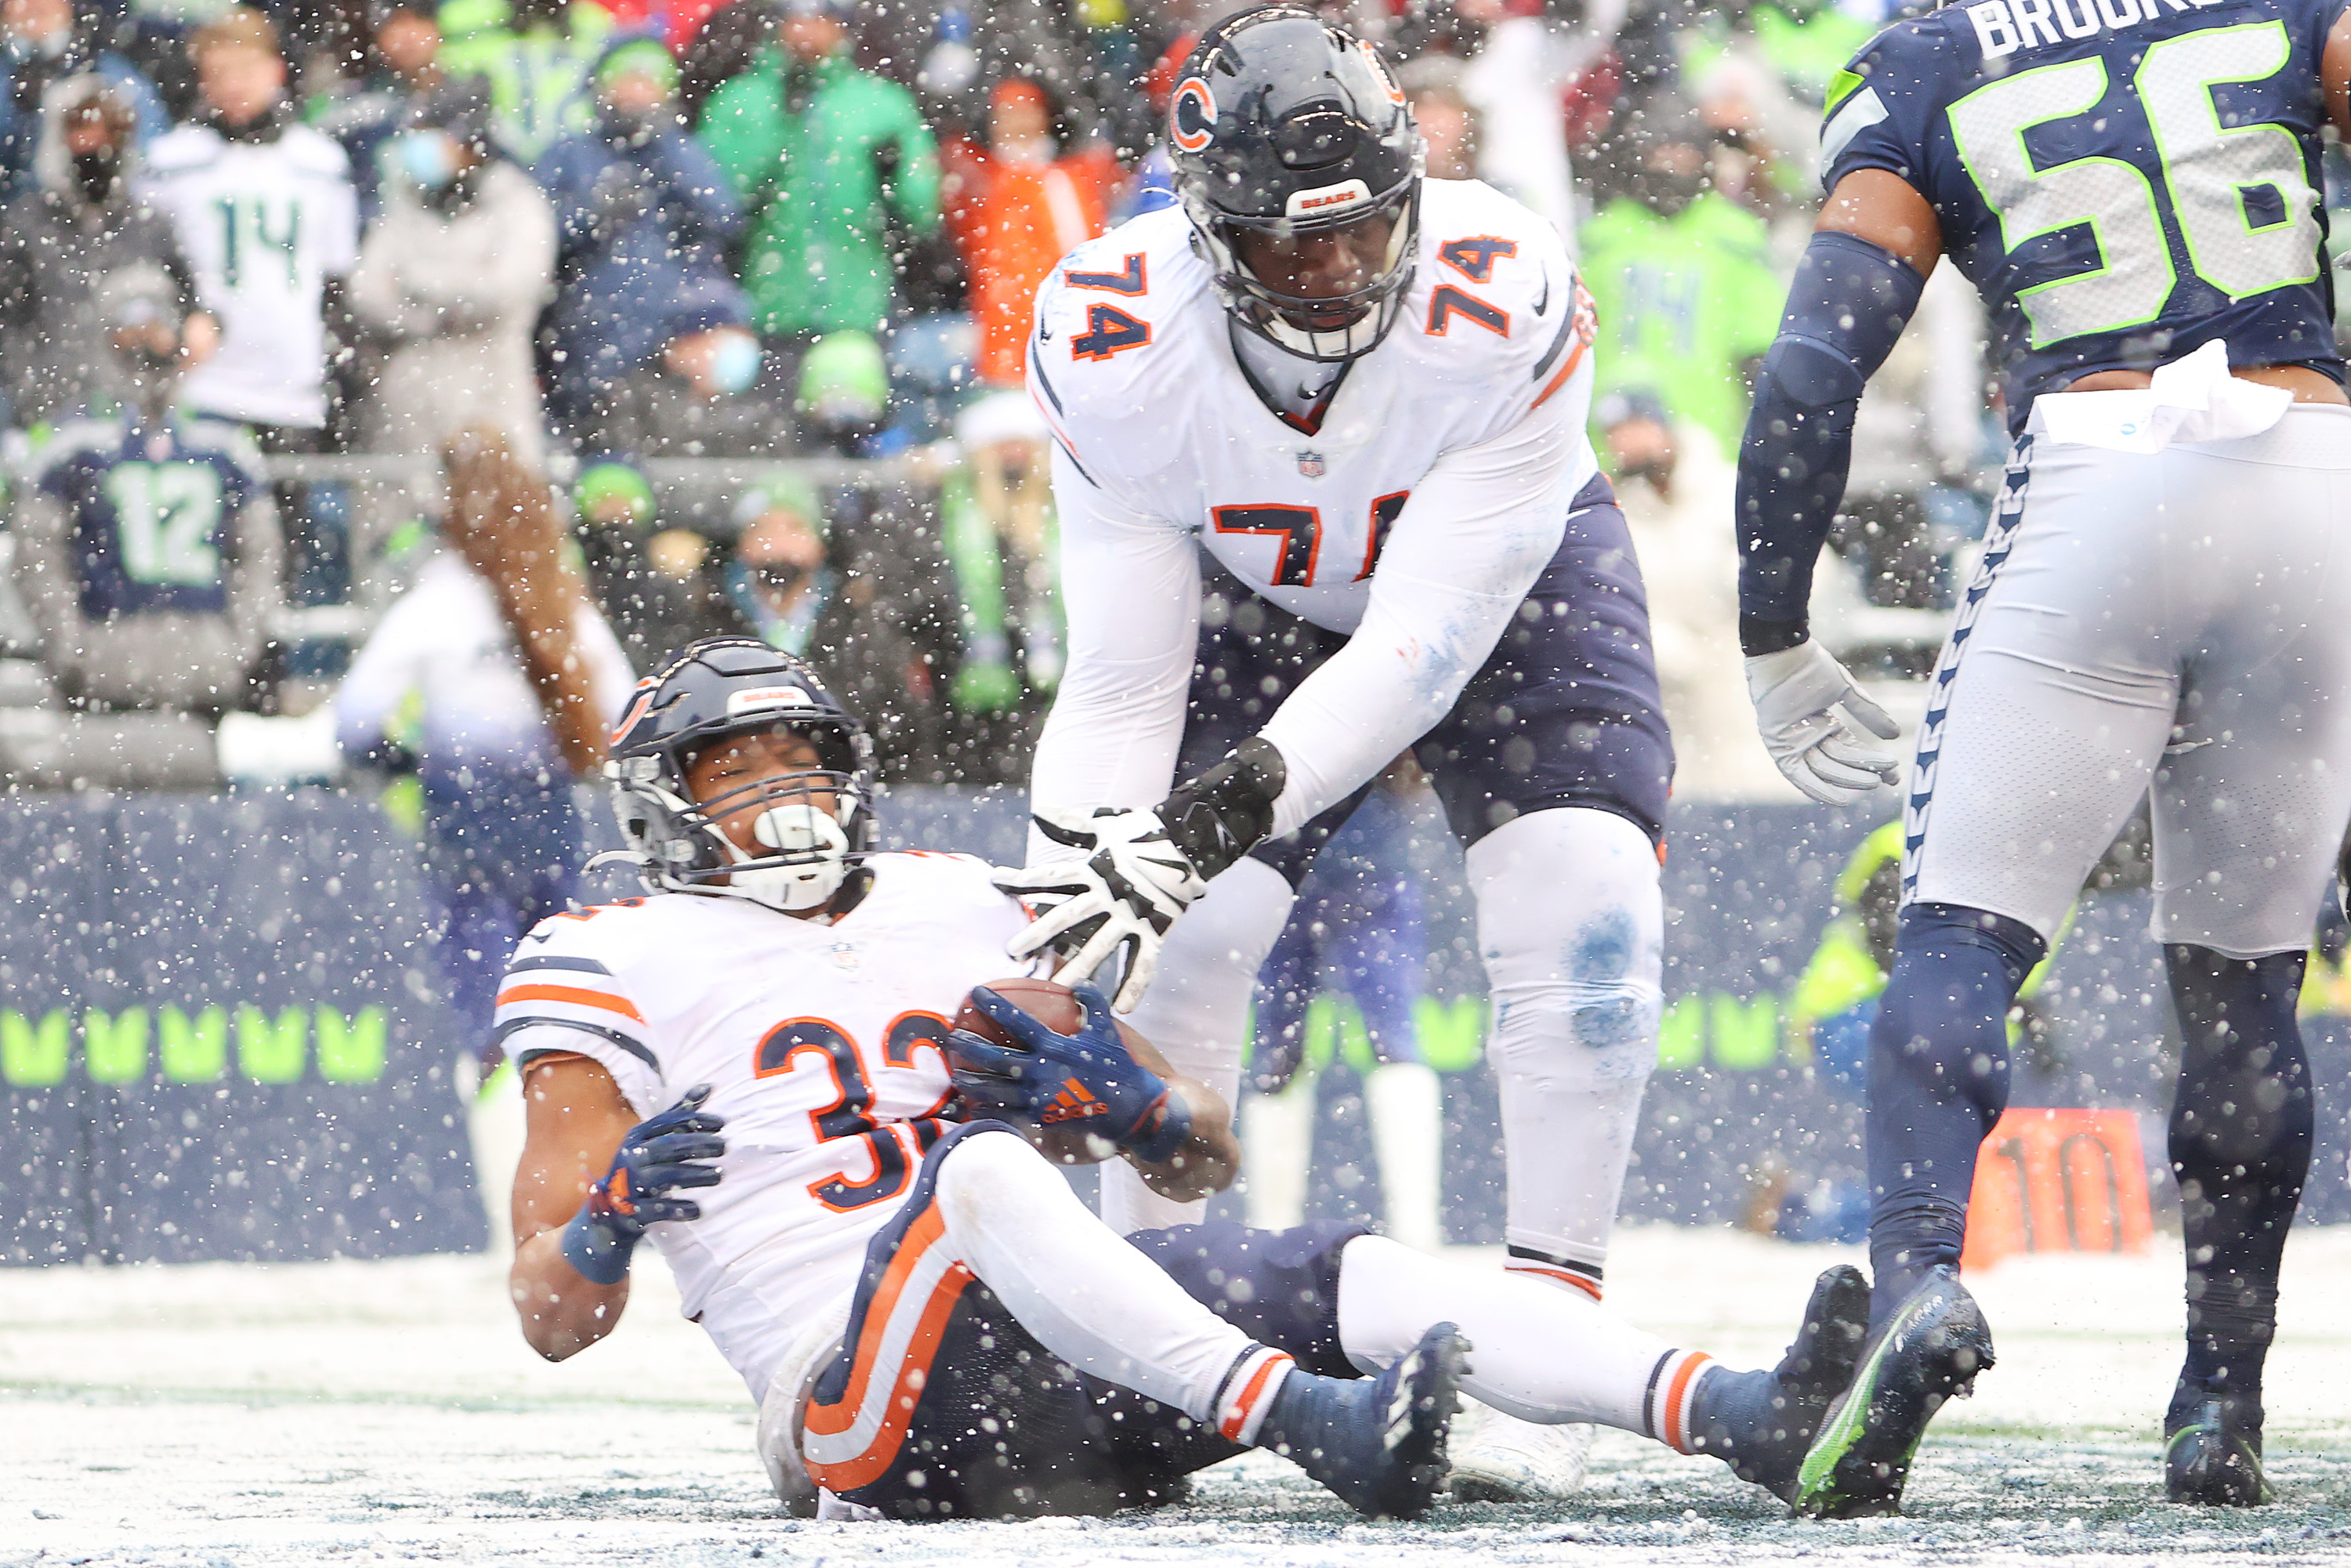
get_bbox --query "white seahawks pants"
[1905,404,2351,957]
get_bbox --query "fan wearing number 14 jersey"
[997,4,1672,1501]
[1735,0,2351,1516]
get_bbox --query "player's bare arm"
[509,1056,728,1361]
[508,1054,638,1360]
[1817,167,1943,277]
[2331,3,2351,136]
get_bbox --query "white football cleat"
[1445,1403,1593,1501]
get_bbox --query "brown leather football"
[951,977,1153,1166]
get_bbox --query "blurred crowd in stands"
[3,0,2350,809]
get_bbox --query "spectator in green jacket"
[696,0,941,346]
[1575,97,1782,465]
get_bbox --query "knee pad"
[1467,809,1663,1088]
[935,1123,1067,1234]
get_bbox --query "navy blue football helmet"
[604,638,878,911]
[1168,5,1424,363]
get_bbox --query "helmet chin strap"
[723,804,852,912]
[1259,299,1385,359]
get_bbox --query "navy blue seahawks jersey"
[1822,0,2349,421]
[36,419,263,620]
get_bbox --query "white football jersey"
[1027,178,1598,636]
[493,853,1032,1397]
[136,123,360,429]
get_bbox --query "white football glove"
[992,806,1208,1012]
[1745,641,1904,806]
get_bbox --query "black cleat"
[1259,1321,1469,1519]
[1686,1263,1871,1502]
[2165,1397,2273,1507]
[1795,1265,1994,1518]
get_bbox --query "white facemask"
[724,802,851,911]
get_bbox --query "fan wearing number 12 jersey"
[1733,0,2351,1516]
[1000,7,1672,1501]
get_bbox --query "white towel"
[2030,339,2295,454]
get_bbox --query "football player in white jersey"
[990,6,1670,1496]
[501,639,1933,1522]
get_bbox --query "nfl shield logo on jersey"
[1297,451,1325,478]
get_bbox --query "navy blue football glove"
[948,983,1191,1162]
[561,1083,727,1284]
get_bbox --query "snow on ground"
[9,1226,2351,1566]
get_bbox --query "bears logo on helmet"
[1171,78,1215,153]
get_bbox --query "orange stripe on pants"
[802,1202,976,1493]
[1505,1262,1603,1302]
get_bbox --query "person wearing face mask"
[11,270,284,717]
[334,426,635,1067]
[310,2,449,226]
[1574,95,1782,467]
[0,71,211,435]
[0,0,168,205]
[949,76,1114,397]
[348,85,557,469]
[535,32,755,457]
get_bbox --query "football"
[950,976,1154,1166]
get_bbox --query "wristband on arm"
[1159,736,1288,881]
[1735,230,1926,656]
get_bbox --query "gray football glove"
[1745,641,1902,806]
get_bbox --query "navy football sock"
[1865,903,2045,1324]
[2164,946,2312,1427]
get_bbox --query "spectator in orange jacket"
[949,76,1115,393]
[939,76,1113,697]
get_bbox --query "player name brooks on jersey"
[1820,0,2345,417]
[1964,0,2241,56]
[1027,179,1599,636]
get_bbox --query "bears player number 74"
[993,3,1676,1501]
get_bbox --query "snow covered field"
[9,1226,2351,1566]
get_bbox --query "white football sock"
[1241,1070,1316,1230]
[1465,807,1662,1295]
[1365,1059,1444,1252]
[936,1127,1292,1441]
[1101,856,1295,1235]
[1334,1233,1710,1449]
